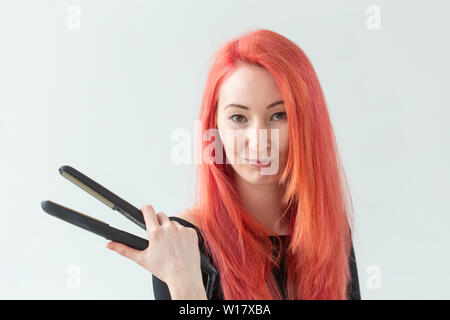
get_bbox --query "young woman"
[107,29,361,300]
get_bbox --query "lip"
[245,158,272,168]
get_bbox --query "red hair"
[191,29,356,299]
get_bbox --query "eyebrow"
[224,100,284,110]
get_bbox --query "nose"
[246,123,271,159]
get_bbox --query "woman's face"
[216,62,289,185]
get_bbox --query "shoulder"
[347,244,361,300]
[169,207,202,231]
[169,208,204,242]
[175,207,199,227]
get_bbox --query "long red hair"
[191,28,356,299]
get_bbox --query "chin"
[235,167,282,185]
[247,176,279,185]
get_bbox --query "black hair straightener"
[41,165,218,299]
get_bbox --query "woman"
[107,29,361,300]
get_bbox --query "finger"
[106,241,142,263]
[171,220,184,230]
[140,205,160,231]
[156,212,171,226]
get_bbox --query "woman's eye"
[228,112,286,123]
[229,114,247,123]
[272,112,287,121]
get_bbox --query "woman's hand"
[106,204,206,298]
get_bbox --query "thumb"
[106,241,142,263]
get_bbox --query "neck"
[233,174,290,235]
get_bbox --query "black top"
[152,216,361,300]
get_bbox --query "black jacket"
[152,216,361,300]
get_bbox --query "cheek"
[279,130,289,156]
[270,127,289,157]
[218,127,239,159]
[281,132,289,153]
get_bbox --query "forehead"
[217,63,282,110]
